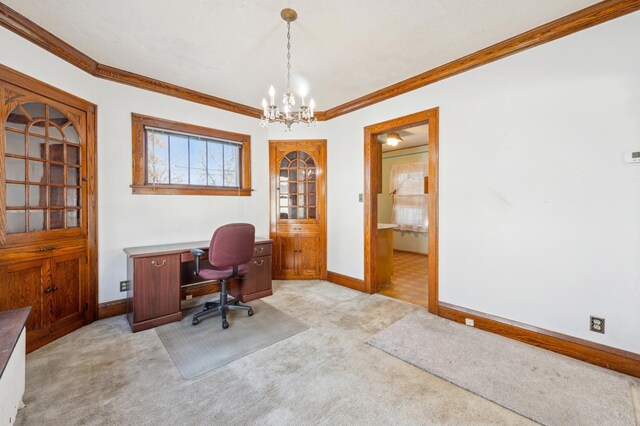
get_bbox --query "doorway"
[364,108,439,314]
[269,140,327,280]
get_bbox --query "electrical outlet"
[119,281,128,292]
[465,318,475,327]
[590,316,605,334]
[358,193,364,203]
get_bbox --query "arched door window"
[4,102,82,234]
[278,151,317,219]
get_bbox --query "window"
[389,162,428,232]
[278,151,317,219]
[131,114,251,196]
[4,102,83,234]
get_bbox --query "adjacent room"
[0,1,639,425]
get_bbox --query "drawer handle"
[254,260,264,266]
[294,227,301,231]
[255,247,264,254]
[44,287,53,294]
[151,260,167,267]
[39,246,57,252]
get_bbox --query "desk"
[123,238,272,332]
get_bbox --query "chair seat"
[198,264,249,281]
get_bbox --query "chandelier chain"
[286,21,291,92]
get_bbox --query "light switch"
[358,193,364,202]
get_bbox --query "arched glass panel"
[4,102,81,234]
[278,150,317,219]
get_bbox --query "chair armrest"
[191,249,205,275]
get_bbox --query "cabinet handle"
[255,247,264,253]
[44,287,53,294]
[294,227,301,231]
[52,286,59,292]
[253,260,264,266]
[151,260,167,267]
[39,246,57,252]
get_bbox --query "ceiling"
[379,124,428,152]
[4,0,600,110]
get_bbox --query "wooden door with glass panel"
[0,70,95,352]
[269,140,326,280]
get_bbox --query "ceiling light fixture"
[260,8,317,132]
[386,132,403,147]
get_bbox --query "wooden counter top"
[0,307,30,379]
[124,237,272,258]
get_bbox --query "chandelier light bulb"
[262,98,268,109]
[309,99,315,114]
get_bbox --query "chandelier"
[260,8,317,131]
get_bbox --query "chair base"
[192,279,253,329]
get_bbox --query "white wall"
[378,146,429,254]
[3,10,640,353]
[273,12,640,353]
[0,27,270,303]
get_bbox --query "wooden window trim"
[131,113,251,196]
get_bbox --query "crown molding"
[1,1,639,122]
[0,3,263,118]
[322,0,640,120]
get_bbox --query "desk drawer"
[253,243,271,258]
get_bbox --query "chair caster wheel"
[248,308,254,317]
[222,320,229,329]
[192,318,199,326]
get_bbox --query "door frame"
[269,139,327,280]
[364,108,439,314]
[0,64,99,323]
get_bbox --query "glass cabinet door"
[278,150,317,220]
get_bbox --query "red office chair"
[191,223,255,329]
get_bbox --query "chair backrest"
[208,223,255,268]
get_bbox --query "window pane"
[67,210,79,228]
[29,185,47,207]
[6,131,25,156]
[67,145,80,165]
[28,136,46,159]
[66,188,80,207]
[6,210,26,233]
[6,157,25,181]
[7,184,26,207]
[49,124,63,140]
[308,208,316,219]
[64,126,79,143]
[67,167,79,186]
[207,142,223,186]
[147,132,169,184]
[50,186,64,207]
[22,102,45,120]
[29,120,46,136]
[29,210,45,232]
[50,210,64,229]
[49,164,64,184]
[6,106,28,131]
[223,144,239,187]
[188,137,207,185]
[50,140,64,162]
[169,135,188,184]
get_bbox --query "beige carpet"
[156,300,308,378]
[368,310,640,426]
[17,281,535,425]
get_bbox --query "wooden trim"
[393,249,428,257]
[97,298,128,320]
[438,302,640,378]
[327,271,365,292]
[131,113,252,196]
[4,2,639,121]
[364,108,439,314]
[322,0,640,119]
[0,3,262,119]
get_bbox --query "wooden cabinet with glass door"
[269,140,326,280]
[0,66,97,352]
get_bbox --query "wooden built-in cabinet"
[0,66,97,352]
[269,140,327,280]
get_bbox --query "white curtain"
[390,162,428,232]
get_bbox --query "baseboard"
[327,271,365,292]
[98,298,128,320]
[438,302,640,378]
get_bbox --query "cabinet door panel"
[0,260,47,340]
[299,235,321,278]
[133,255,180,322]
[243,256,273,295]
[275,234,298,279]
[50,252,84,330]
